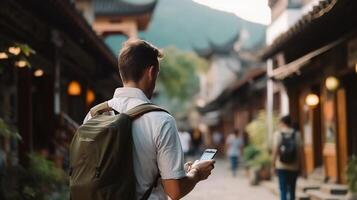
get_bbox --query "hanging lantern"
[305,93,319,107]
[34,69,44,77]
[0,52,8,59]
[67,81,81,96]
[325,76,339,91]
[8,46,21,55]
[15,60,27,68]
[86,89,95,105]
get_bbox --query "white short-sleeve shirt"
[225,134,243,157]
[83,87,186,200]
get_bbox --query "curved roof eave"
[94,0,157,16]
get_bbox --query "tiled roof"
[197,67,266,113]
[94,0,157,16]
[193,32,240,58]
[261,0,341,59]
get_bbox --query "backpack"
[278,131,297,164]
[69,102,167,200]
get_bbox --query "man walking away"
[225,129,243,177]
[272,116,303,200]
[82,39,215,200]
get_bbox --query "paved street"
[183,159,277,200]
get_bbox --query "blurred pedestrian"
[272,116,303,200]
[226,129,243,177]
[178,131,192,161]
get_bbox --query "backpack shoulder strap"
[125,103,169,119]
[90,101,113,117]
[140,174,160,200]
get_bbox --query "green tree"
[155,47,208,115]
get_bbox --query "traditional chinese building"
[92,0,157,38]
[194,28,266,149]
[0,0,157,166]
[262,0,357,187]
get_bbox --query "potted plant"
[346,156,357,200]
[244,111,278,185]
[243,145,261,185]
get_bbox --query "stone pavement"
[183,159,277,200]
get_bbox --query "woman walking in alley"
[272,116,303,200]
[226,129,243,177]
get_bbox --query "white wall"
[266,0,322,45]
[266,9,302,45]
[199,55,241,103]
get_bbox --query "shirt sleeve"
[156,116,186,180]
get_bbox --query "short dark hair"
[233,129,240,136]
[118,39,163,82]
[280,115,292,127]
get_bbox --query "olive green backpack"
[69,102,167,200]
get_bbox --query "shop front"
[261,0,357,184]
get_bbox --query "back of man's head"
[280,115,292,127]
[118,39,163,83]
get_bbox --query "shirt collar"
[113,87,151,103]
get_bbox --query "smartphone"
[199,149,217,160]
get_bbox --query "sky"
[192,0,271,25]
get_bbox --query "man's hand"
[184,161,193,173]
[190,160,215,181]
[162,160,215,200]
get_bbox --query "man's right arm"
[161,160,215,200]
[155,116,215,199]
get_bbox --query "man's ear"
[148,65,157,81]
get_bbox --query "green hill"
[104,0,266,55]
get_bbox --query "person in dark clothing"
[272,116,303,200]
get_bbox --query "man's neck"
[123,81,149,98]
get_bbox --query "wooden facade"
[262,0,357,183]
[197,67,267,149]
[0,0,120,165]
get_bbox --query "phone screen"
[200,149,217,160]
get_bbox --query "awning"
[271,37,345,80]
